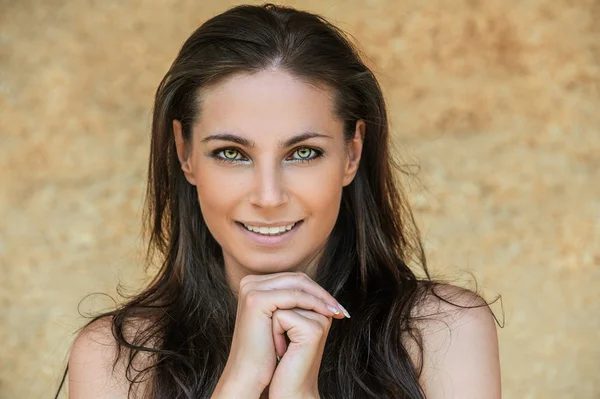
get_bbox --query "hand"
[268,306,337,399]
[215,272,347,398]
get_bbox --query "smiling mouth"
[236,220,303,236]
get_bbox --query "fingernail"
[327,304,340,315]
[338,303,351,318]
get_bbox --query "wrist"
[212,380,264,399]
[212,367,267,399]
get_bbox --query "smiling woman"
[55,3,500,399]
[172,69,363,286]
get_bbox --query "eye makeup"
[207,146,325,165]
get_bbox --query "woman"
[58,4,501,398]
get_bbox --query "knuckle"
[239,274,255,287]
[296,271,310,280]
[292,288,302,300]
[309,321,326,336]
[238,281,252,297]
[244,289,262,306]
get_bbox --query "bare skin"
[173,69,363,398]
[212,272,348,398]
[67,69,500,398]
[174,69,364,289]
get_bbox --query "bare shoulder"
[68,315,155,399]
[404,283,501,399]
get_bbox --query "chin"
[240,254,303,274]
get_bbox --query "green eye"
[223,149,239,159]
[211,146,322,165]
[289,147,323,163]
[296,148,312,158]
[211,147,249,164]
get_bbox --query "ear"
[173,119,197,186]
[342,119,365,187]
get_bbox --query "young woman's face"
[173,69,364,290]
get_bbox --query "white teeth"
[242,222,297,235]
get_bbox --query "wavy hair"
[55,4,497,398]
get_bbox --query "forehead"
[195,69,342,139]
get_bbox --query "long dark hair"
[55,4,497,398]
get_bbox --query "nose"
[248,162,289,209]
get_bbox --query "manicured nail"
[338,303,351,318]
[327,304,340,315]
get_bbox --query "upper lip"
[238,220,302,227]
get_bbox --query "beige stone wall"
[1,0,598,397]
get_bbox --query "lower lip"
[236,221,303,247]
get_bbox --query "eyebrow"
[200,131,333,148]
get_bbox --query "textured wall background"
[1,0,598,398]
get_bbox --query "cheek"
[194,165,238,226]
[290,162,344,216]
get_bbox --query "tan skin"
[173,69,363,398]
[67,69,501,398]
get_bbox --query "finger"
[244,289,339,319]
[286,308,331,351]
[273,325,288,359]
[289,307,332,326]
[272,309,330,349]
[239,271,297,284]
[240,272,347,318]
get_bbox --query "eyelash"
[210,146,324,165]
